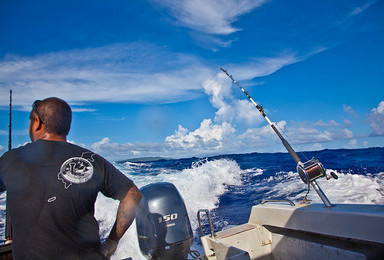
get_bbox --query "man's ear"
[30,116,45,139]
[32,116,44,131]
[36,118,44,131]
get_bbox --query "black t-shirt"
[0,140,134,259]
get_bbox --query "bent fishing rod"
[220,68,336,207]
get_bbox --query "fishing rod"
[220,68,336,207]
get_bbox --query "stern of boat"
[199,201,384,260]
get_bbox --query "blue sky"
[0,0,383,160]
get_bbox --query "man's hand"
[101,238,118,259]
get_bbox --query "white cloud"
[202,70,268,126]
[239,121,287,146]
[0,43,211,106]
[227,53,301,81]
[313,120,341,127]
[284,122,354,144]
[368,101,384,136]
[309,143,324,151]
[89,120,238,160]
[165,119,236,151]
[154,0,267,35]
[234,99,262,125]
[90,137,171,160]
[297,143,324,152]
[71,108,97,113]
[89,119,279,160]
[203,73,234,109]
[349,1,378,16]
[3,41,365,159]
[343,119,353,128]
[347,139,358,148]
[87,52,363,160]
[88,115,360,161]
[343,104,358,118]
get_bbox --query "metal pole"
[6,90,12,241]
[311,180,333,207]
[8,90,12,151]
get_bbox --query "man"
[0,97,142,259]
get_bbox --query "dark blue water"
[114,147,384,247]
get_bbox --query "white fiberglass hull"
[201,202,384,260]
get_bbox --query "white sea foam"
[121,161,153,172]
[95,158,243,260]
[266,170,384,205]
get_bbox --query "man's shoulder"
[1,142,32,158]
[57,142,107,163]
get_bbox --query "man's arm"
[101,184,142,258]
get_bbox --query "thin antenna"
[6,90,12,242]
[8,90,12,151]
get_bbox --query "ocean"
[1,147,384,259]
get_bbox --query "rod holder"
[311,180,333,207]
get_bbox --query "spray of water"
[267,170,384,204]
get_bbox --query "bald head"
[32,97,72,136]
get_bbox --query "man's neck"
[36,132,67,142]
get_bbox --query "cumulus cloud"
[166,119,236,151]
[90,120,285,160]
[89,121,238,160]
[239,121,286,146]
[154,0,266,35]
[202,73,263,126]
[200,53,308,127]
[368,101,384,136]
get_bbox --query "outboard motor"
[136,182,193,259]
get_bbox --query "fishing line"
[273,122,310,162]
[205,68,222,84]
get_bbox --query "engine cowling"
[136,182,193,259]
